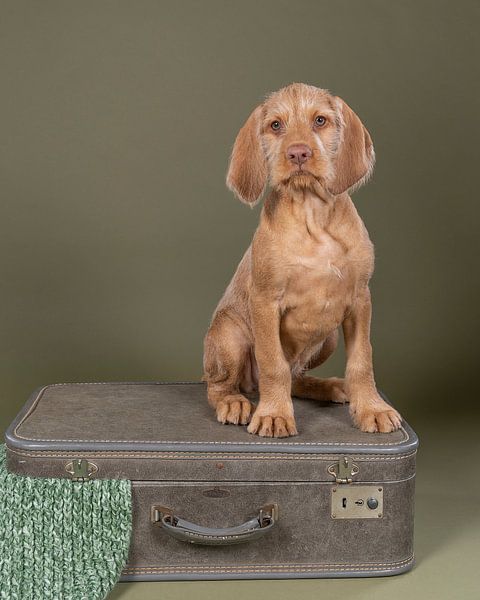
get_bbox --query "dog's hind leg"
[291,329,348,404]
[203,310,254,425]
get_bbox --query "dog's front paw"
[350,395,402,433]
[216,397,254,425]
[247,410,298,438]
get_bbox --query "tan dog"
[203,82,402,437]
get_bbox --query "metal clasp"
[65,459,98,481]
[328,456,359,484]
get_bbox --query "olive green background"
[0,1,478,598]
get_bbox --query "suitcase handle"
[151,503,278,545]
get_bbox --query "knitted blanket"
[0,445,132,599]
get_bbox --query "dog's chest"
[281,207,372,333]
[294,229,349,278]
[284,229,363,303]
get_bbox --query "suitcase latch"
[328,456,359,484]
[65,459,98,481]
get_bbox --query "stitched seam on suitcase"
[121,555,414,574]
[7,447,417,461]
[13,383,409,445]
[12,433,410,446]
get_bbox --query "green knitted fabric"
[0,445,132,599]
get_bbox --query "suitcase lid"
[5,381,418,456]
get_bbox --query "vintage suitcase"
[5,381,418,580]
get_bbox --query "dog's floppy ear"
[329,97,375,196]
[226,104,268,206]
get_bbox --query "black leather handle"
[151,503,278,545]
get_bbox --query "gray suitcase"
[5,381,418,580]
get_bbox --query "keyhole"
[342,497,347,508]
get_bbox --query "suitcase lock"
[328,456,384,519]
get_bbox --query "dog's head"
[226,82,375,205]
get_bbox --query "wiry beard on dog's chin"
[277,172,334,203]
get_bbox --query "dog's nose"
[286,144,312,165]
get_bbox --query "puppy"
[203,82,402,437]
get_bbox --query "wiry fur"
[203,82,402,437]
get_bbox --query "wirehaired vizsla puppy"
[203,82,402,437]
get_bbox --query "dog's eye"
[314,115,327,127]
[271,120,282,131]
